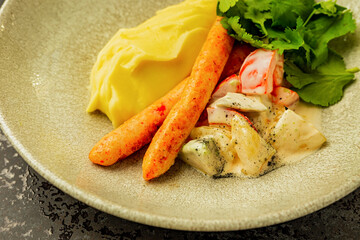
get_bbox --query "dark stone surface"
[1,0,359,239]
[0,127,359,239]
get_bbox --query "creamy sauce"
[293,101,322,131]
[222,103,325,178]
[87,0,217,127]
[249,96,324,168]
[273,103,324,166]
[180,95,325,179]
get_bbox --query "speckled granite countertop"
[0,1,359,239]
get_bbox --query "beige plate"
[0,0,359,231]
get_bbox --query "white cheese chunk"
[268,109,326,165]
[210,92,267,112]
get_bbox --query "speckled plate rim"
[0,0,359,231]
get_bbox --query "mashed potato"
[87,0,217,127]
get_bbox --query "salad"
[88,0,358,181]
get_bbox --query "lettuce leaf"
[285,51,359,106]
[270,0,314,28]
[304,11,356,69]
[217,0,358,107]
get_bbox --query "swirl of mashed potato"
[87,0,217,127]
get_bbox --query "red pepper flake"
[156,104,166,116]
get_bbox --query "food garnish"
[217,0,359,106]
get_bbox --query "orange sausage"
[89,78,188,166]
[142,17,234,180]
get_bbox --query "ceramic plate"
[0,0,359,231]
